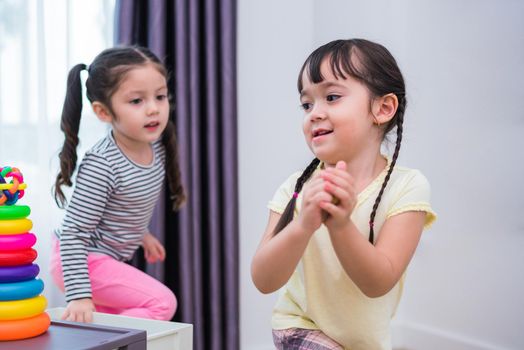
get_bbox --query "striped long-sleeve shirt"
[55,132,166,301]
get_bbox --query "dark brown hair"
[274,39,406,244]
[53,46,185,210]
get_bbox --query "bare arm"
[251,175,329,294]
[325,211,425,297]
[320,161,426,297]
[250,212,311,293]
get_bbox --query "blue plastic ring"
[0,278,44,301]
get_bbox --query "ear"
[371,93,398,125]
[92,102,113,123]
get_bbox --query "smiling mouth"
[145,121,159,128]
[312,129,333,137]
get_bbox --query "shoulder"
[86,134,118,158]
[278,171,302,194]
[152,138,166,163]
[267,171,302,214]
[78,135,117,177]
[389,165,431,195]
[386,165,436,227]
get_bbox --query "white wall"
[237,1,314,348]
[238,1,524,349]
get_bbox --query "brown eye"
[301,103,312,111]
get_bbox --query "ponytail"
[162,119,185,210]
[273,158,320,235]
[53,63,87,207]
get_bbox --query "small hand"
[296,173,333,234]
[142,232,166,263]
[319,161,357,230]
[62,298,96,323]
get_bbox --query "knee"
[164,289,177,320]
[152,287,177,321]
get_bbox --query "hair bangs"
[298,41,367,92]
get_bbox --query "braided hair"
[273,39,407,244]
[53,46,185,210]
[272,158,320,234]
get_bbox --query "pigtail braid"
[53,63,87,208]
[273,158,320,235]
[368,97,405,243]
[162,119,186,210]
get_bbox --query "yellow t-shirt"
[268,160,436,350]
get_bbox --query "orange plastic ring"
[0,312,50,340]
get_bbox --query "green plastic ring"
[0,205,30,220]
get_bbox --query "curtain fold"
[115,1,239,349]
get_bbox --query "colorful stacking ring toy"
[0,278,44,301]
[0,295,47,320]
[0,264,40,283]
[0,166,49,341]
[0,218,32,234]
[0,312,50,341]
[0,205,30,219]
[0,233,36,251]
[0,167,25,205]
[0,248,37,266]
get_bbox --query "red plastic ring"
[0,249,38,266]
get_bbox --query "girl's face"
[109,64,170,149]
[300,59,380,165]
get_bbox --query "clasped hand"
[297,160,356,233]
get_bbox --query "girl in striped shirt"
[50,46,184,323]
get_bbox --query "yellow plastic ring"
[0,183,27,190]
[0,218,33,234]
[0,295,47,320]
[0,312,50,340]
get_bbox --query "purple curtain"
[115,1,239,350]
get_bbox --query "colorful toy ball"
[0,167,25,206]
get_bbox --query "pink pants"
[50,238,177,321]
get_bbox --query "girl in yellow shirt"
[251,39,436,350]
